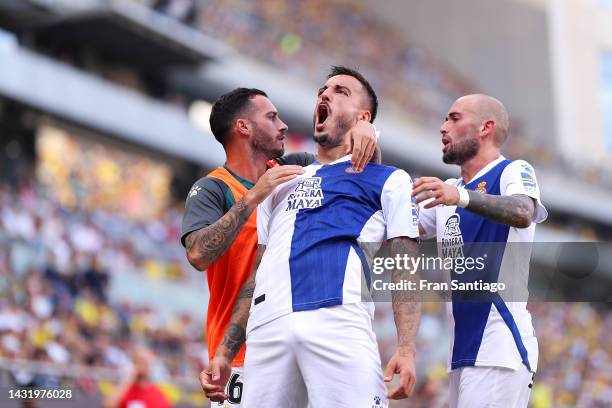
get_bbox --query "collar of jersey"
[317,154,352,166]
[223,165,255,189]
[459,155,506,187]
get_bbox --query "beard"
[443,136,480,165]
[251,122,284,159]
[313,113,352,147]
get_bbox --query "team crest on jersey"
[442,214,465,260]
[475,181,487,193]
[372,395,383,407]
[286,177,324,211]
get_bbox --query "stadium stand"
[0,1,610,407]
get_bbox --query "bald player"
[413,94,548,408]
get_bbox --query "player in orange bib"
[181,88,378,406]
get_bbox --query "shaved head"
[457,94,510,145]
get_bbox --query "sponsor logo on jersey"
[286,177,324,211]
[476,181,487,193]
[188,185,201,198]
[442,213,464,259]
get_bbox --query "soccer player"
[412,94,548,408]
[204,66,421,407]
[181,88,378,406]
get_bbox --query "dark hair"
[209,87,267,145]
[327,65,378,122]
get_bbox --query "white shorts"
[210,367,244,407]
[449,365,533,408]
[242,303,388,408]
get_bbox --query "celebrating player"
[412,94,548,408]
[181,87,379,406]
[204,66,421,407]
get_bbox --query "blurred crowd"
[0,182,205,403]
[126,0,612,189]
[0,179,610,407]
[182,0,473,127]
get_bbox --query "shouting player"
[204,66,421,407]
[181,87,378,406]
[412,94,548,408]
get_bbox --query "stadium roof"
[0,0,231,69]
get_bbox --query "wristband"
[457,188,470,208]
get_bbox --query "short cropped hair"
[209,88,267,145]
[327,65,378,122]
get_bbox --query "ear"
[236,118,250,137]
[480,119,495,137]
[358,110,372,123]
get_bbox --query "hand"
[245,165,304,206]
[346,120,377,171]
[384,347,417,400]
[412,177,459,209]
[199,355,232,402]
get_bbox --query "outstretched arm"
[412,177,535,228]
[385,236,421,400]
[198,244,266,401]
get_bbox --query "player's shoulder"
[366,164,415,185]
[187,175,228,200]
[366,163,405,174]
[276,152,317,167]
[501,159,538,178]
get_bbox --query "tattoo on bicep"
[466,191,535,228]
[186,197,252,268]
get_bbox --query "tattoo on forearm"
[185,197,253,270]
[221,323,246,358]
[389,237,421,349]
[221,245,266,361]
[466,192,535,228]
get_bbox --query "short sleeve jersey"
[180,152,315,366]
[418,156,548,373]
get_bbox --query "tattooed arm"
[412,177,536,228]
[198,244,266,401]
[384,236,421,400]
[465,191,535,228]
[218,244,264,360]
[390,237,421,352]
[184,165,304,271]
[185,196,255,271]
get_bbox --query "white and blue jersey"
[420,156,548,373]
[248,155,419,333]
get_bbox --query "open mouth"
[442,138,451,152]
[316,103,329,130]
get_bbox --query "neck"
[460,149,501,183]
[315,139,349,164]
[224,142,268,182]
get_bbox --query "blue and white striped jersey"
[247,155,419,333]
[420,156,548,373]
